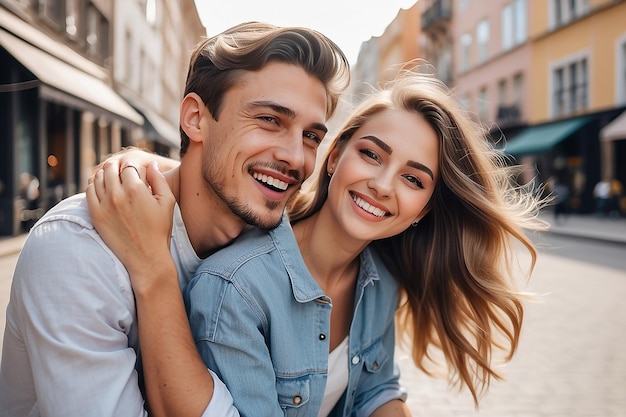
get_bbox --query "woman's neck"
[292,212,364,292]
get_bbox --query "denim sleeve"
[185,272,285,417]
[352,313,407,417]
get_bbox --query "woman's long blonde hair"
[289,69,548,407]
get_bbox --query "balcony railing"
[421,0,452,31]
[496,104,522,125]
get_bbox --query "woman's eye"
[359,149,379,162]
[405,175,424,189]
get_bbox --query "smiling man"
[0,22,349,417]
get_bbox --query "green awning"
[504,116,591,156]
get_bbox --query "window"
[552,57,588,117]
[65,0,84,41]
[476,19,490,64]
[86,4,110,64]
[478,87,488,121]
[123,29,132,83]
[460,33,472,72]
[501,0,527,51]
[554,68,565,116]
[498,79,508,106]
[514,0,527,44]
[513,73,523,107]
[146,0,156,25]
[139,48,146,94]
[551,0,590,28]
[501,6,513,50]
[618,39,626,105]
[39,0,64,28]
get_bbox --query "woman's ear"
[327,148,340,176]
[180,93,205,144]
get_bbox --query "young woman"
[88,70,546,416]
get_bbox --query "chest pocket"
[276,377,310,416]
[361,340,390,374]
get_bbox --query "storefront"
[0,9,143,236]
[503,109,623,214]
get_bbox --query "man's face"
[202,61,328,230]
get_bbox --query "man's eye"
[304,132,321,144]
[259,116,278,124]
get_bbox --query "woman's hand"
[90,147,180,185]
[86,159,176,294]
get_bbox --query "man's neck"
[168,165,245,259]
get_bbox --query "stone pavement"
[396,212,626,416]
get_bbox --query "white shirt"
[0,193,238,417]
[318,337,350,417]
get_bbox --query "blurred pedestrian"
[593,178,611,217]
[610,178,623,218]
[551,175,570,223]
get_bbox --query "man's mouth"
[252,172,289,191]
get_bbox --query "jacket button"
[319,333,326,340]
[351,355,360,365]
[293,395,302,405]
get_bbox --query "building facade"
[0,0,205,236]
[351,0,626,215]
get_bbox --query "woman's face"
[326,108,440,242]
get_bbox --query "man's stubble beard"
[201,161,283,231]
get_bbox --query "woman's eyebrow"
[362,135,392,154]
[407,160,434,180]
[362,135,434,180]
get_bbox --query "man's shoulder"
[38,193,91,226]
[24,193,98,248]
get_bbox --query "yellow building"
[507,0,626,212]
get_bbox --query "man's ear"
[180,93,206,144]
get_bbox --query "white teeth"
[253,172,288,191]
[352,195,386,217]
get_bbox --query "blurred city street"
[398,213,626,416]
[1,213,626,416]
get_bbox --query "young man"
[0,22,349,417]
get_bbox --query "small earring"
[327,167,334,177]
[411,220,419,227]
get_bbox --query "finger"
[90,168,105,202]
[85,182,101,218]
[120,164,142,184]
[146,162,173,201]
[101,159,123,193]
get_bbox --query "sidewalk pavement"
[538,211,626,245]
[1,211,625,259]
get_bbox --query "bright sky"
[193,0,418,65]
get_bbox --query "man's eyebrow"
[250,100,296,118]
[362,135,434,180]
[250,100,327,134]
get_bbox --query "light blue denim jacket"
[184,216,407,417]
